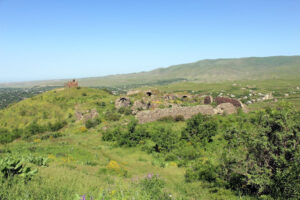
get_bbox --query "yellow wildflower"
[33,138,41,143]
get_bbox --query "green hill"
[1,55,300,88]
[0,87,299,199]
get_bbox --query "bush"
[104,111,121,121]
[185,160,221,183]
[85,118,101,129]
[48,121,67,132]
[25,122,46,136]
[221,104,300,198]
[174,115,185,121]
[116,120,149,147]
[118,107,132,115]
[181,113,218,144]
[0,155,37,182]
[139,174,171,200]
[0,128,22,144]
[102,126,122,141]
[150,126,179,153]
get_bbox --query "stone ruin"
[65,79,78,88]
[146,91,152,97]
[164,94,177,100]
[215,96,242,107]
[115,97,131,109]
[75,108,99,121]
[127,90,141,96]
[214,103,237,115]
[204,96,213,104]
[136,105,215,124]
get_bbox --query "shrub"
[181,113,218,144]
[0,128,22,144]
[48,121,67,132]
[0,155,37,182]
[151,125,179,152]
[221,104,300,199]
[24,122,47,137]
[139,174,171,200]
[174,115,185,121]
[116,120,149,147]
[102,126,121,141]
[118,107,132,115]
[85,118,101,129]
[104,111,121,121]
[27,156,49,167]
[79,126,87,133]
[185,160,221,183]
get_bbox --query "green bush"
[118,107,132,115]
[85,118,101,129]
[27,156,49,167]
[48,121,67,132]
[185,160,221,183]
[150,125,179,152]
[181,113,218,144]
[138,174,171,200]
[0,155,37,182]
[102,126,122,141]
[104,111,121,121]
[117,120,149,147]
[0,128,22,144]
[221,104,300,199]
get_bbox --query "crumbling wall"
[215,96,242,107]
[136,105,215,124]
[204,96,213,104]
[115,97,131,109]
[65,79,78,88]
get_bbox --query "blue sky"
[0,0,299,82]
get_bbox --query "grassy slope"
[0,87,253,200]
[1,55,300,88]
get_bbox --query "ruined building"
[65,79,78,88]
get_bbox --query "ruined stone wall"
[204,96,213,104]
[65,80,78,88]
[136,105,215,124]
[215,96,242,107]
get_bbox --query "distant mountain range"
[1,55,300,88]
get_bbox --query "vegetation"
[0,84,299,199]
[0,87,57,109]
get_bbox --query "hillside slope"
[1,55,300,88]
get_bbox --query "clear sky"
[0,0,299,82]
